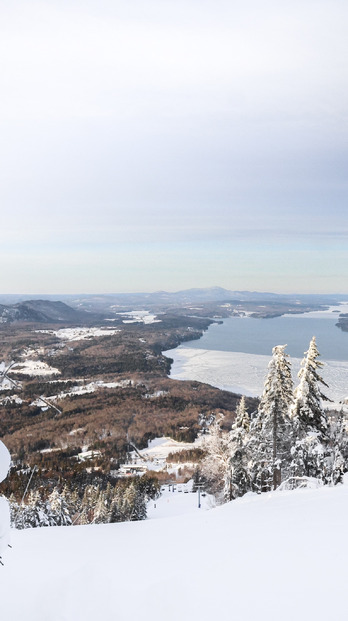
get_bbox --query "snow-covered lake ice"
[164,305,348,403]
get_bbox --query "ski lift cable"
[21,465,38,506]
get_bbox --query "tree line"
[9,476,160,529]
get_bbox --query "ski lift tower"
[195,483,205,508]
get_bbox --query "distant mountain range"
[0,288,347,319]
[0,300,101,325]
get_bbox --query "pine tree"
[27,490,50,528]
[234,396,250,433]
[229,397,250,498]
[110,486,123,523]
[94,490,110,524]
[62,485,80,523]
[48,487,72,526]
[201,415,233,501]
[292,336,329,435]
[8,494,20,528]
[249,345,294,491]
[80,485,99,523]
[13,490,50,529]
[291,337,332,481]
[331,410,348,476]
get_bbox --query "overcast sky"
[1,0,347,294]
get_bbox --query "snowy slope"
[0,441,10,483]
[2,483,348,620]
[0,441,10,555]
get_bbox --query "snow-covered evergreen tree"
[123,483,147,521]
[330,410,348,459]
[27,490,50,527]
[292,336,329,435]
[229,397,250,498]
[48,487,72,526]
[80,485,99,523]
[201,415,233,501]
[62,485,80,523]
[329,410,348,483]
[249,345,294,491]
[234,396,250,433]
[291,337,332,481]
[110,482,146,522]
[94,489,110,524]
[13,490,50,529]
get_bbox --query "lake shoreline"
[164,305,348,404]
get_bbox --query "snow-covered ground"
[143,390,168,399]
[35,327,121,341]
[121,436,204,475]
[283,302,348,319]
[0,395,23,405]
[139,436,202,460]
[0,377,21,392]
[2,481,348,619]
[9,360,60,377]
[0,441,10,556]
[165,347,348,404]
[115,310,161,324]
[39,379,135,402]
[147,482,214,519]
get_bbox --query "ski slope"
[1,481,348,620]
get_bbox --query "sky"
[1,0,347,294]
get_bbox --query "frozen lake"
[164,305,348,403]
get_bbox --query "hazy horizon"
[1,286,348,300]
[2,1,347,294]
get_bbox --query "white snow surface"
[116,310,161,324]
[0,498,10,555]
[0,362,22,391]
[165,347,348,403]
[0,377,20,391]
[9,360,60,376]
[35,327,121,341]
[165,304,348,403]
[0,441,10,484]
[140,436,202,460]
[43,379,134,401]
[0,441,10,555]
[121,436,203,474]
[0,395,23,405]
[2,483,348,619]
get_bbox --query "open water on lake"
[184,313,348,361]
[165,306,348,401]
